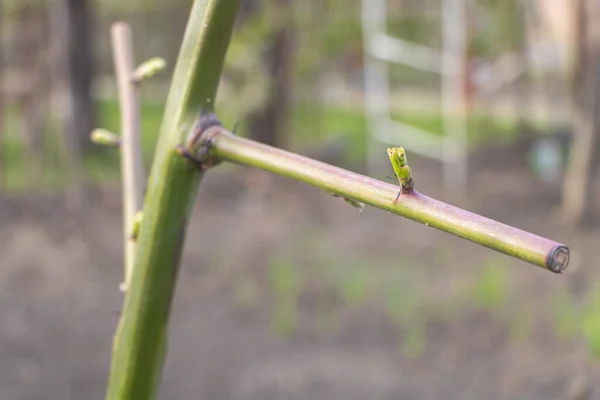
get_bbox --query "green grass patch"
[581,283,600,359]
[549,284,600,360]
[469,256,508,310]
[267,255,304,337]
[508,305,534,344]
[551,291,581,340]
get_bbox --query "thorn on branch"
[328,192,365,211]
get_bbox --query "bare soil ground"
[1,143,600,400]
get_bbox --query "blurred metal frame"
[361,0,468,193]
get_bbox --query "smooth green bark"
[104,1,241,399]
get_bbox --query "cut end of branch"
[546,245,570,273]
[91,128,121,147]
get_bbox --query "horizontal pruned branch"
[182,117,569,274]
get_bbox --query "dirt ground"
[1,142,600,400]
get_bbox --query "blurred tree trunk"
[249,0,293,148]
[240,0,260,18]
[514,0,531,133]
[13,4,49,186]
[561,0,599,225]
[48,0,85,205]
[65,0,96,154]
[0,0,4,186]
[463,1,474,113]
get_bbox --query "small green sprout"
[387,146,414,204]
[132,57,167,84]
[90,128,121,147]
[131,211,144,241]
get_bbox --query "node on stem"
[175,111,225,171]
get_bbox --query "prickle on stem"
[328,191,365,211]
[387,146,414,204]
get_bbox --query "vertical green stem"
[104,1,241,399]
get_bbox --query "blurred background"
[1,0,599,398]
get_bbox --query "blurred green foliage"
[548,285,600,361]
[470,257,508,310]
[552,291,581,340]
[470,0,527,57]
[581,284,600,359]
[0,97,549,193]
[508,304,534,344]
[268,255,304,337]
[0,0,548,192]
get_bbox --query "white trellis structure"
[361,0,468,192]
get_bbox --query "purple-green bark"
[203,127,569,273]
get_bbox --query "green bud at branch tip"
[387,146,414,193]
[132,57,167,84]
[91,128,121,147]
